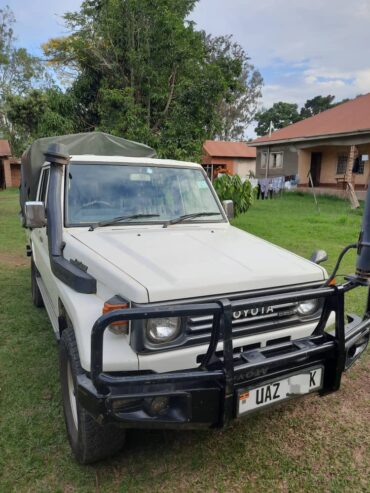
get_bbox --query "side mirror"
[310,249,328,265]
[24,201,46,229]
[222,200,234,220]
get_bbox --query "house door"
[310,152,322,186]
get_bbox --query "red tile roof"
[0,140,11,156]
[203,140,256,158]
[253,93,370,145]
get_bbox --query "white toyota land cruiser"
[20,133,370,464]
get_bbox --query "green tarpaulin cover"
[20,132,156,208]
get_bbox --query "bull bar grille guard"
[84,279,370,427]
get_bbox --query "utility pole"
[264,121,273,182]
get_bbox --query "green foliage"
[42,0,262,160]
[0,6,48,153]
[0,7,45,99]
[255,94,352,137]
[213,174,255,216]
[300,94,336,118]
[1,3,263,158]
[6,88,77,155]
[206,35,263,141]
[255,102,300,136]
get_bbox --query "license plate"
[237,367,323,416]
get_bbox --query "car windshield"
[66,163,224,226]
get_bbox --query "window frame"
[336,155,348,175]
[271,151,283,169]
[357,159,365,174]
[37,166,50,203]
[63,162,227,228]
[260,151,268,169]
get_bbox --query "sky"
[8,0,370,134]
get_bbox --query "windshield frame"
[63,161,227,228]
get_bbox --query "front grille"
[186,301,303,346]
[195,336,292,364]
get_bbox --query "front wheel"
[59,328,126,464]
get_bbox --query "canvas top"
[20,132,156,208]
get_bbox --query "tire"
[59,328,126,464]
[31,258,44,308]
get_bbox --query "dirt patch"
[0,252,28,267]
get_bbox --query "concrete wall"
[233,158,256,178]
[256,146,299,178]
[202,156,256,178]
[298,144,370,189]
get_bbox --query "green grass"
[1,189,369,492]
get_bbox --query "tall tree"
[254,102,300,136]
[206,35,263,141]
[0,6,47,152]
[6,88,77,155]
[300,94,335,119]
[43,0,262,159]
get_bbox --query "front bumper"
[77,282,370,429]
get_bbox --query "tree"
[300,95,335,119]
[0,6,48,152]
[206,35,263,141]
[42,0,262,159]
[0,7,45,99]
[254,102,300,136]
[6,88,77,155]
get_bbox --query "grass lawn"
[1,188,369,492]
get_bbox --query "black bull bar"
[77,281,370,428]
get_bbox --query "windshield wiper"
[162,212,221,228]
[89,214,160,231]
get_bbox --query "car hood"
[69,225,326,302]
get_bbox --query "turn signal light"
[103,296,129,334]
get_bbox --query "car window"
[38,168,50,203]
[66,163,223,226]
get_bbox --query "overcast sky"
[9,0,370,126]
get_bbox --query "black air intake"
[45,144,97,294]
[356,185,370,278]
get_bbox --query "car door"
[31,166,59,315]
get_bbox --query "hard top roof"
[68,155,201,168]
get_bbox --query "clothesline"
[244,175,299,200]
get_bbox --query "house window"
[269,152,283,169]
[261,151,283,169]
[336,155,347,175]
[354,157,365,174]
[261,152,268,169]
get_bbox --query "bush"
[213,174,255,216]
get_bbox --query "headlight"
[146,317,181,344]
[297,299,320,316]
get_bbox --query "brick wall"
[2,159,12,187]
[10,162,21,187]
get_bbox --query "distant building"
[0,140,20,189]
[202,140,256,181]
[252,94,370,190]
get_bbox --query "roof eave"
[252,128,370,147]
